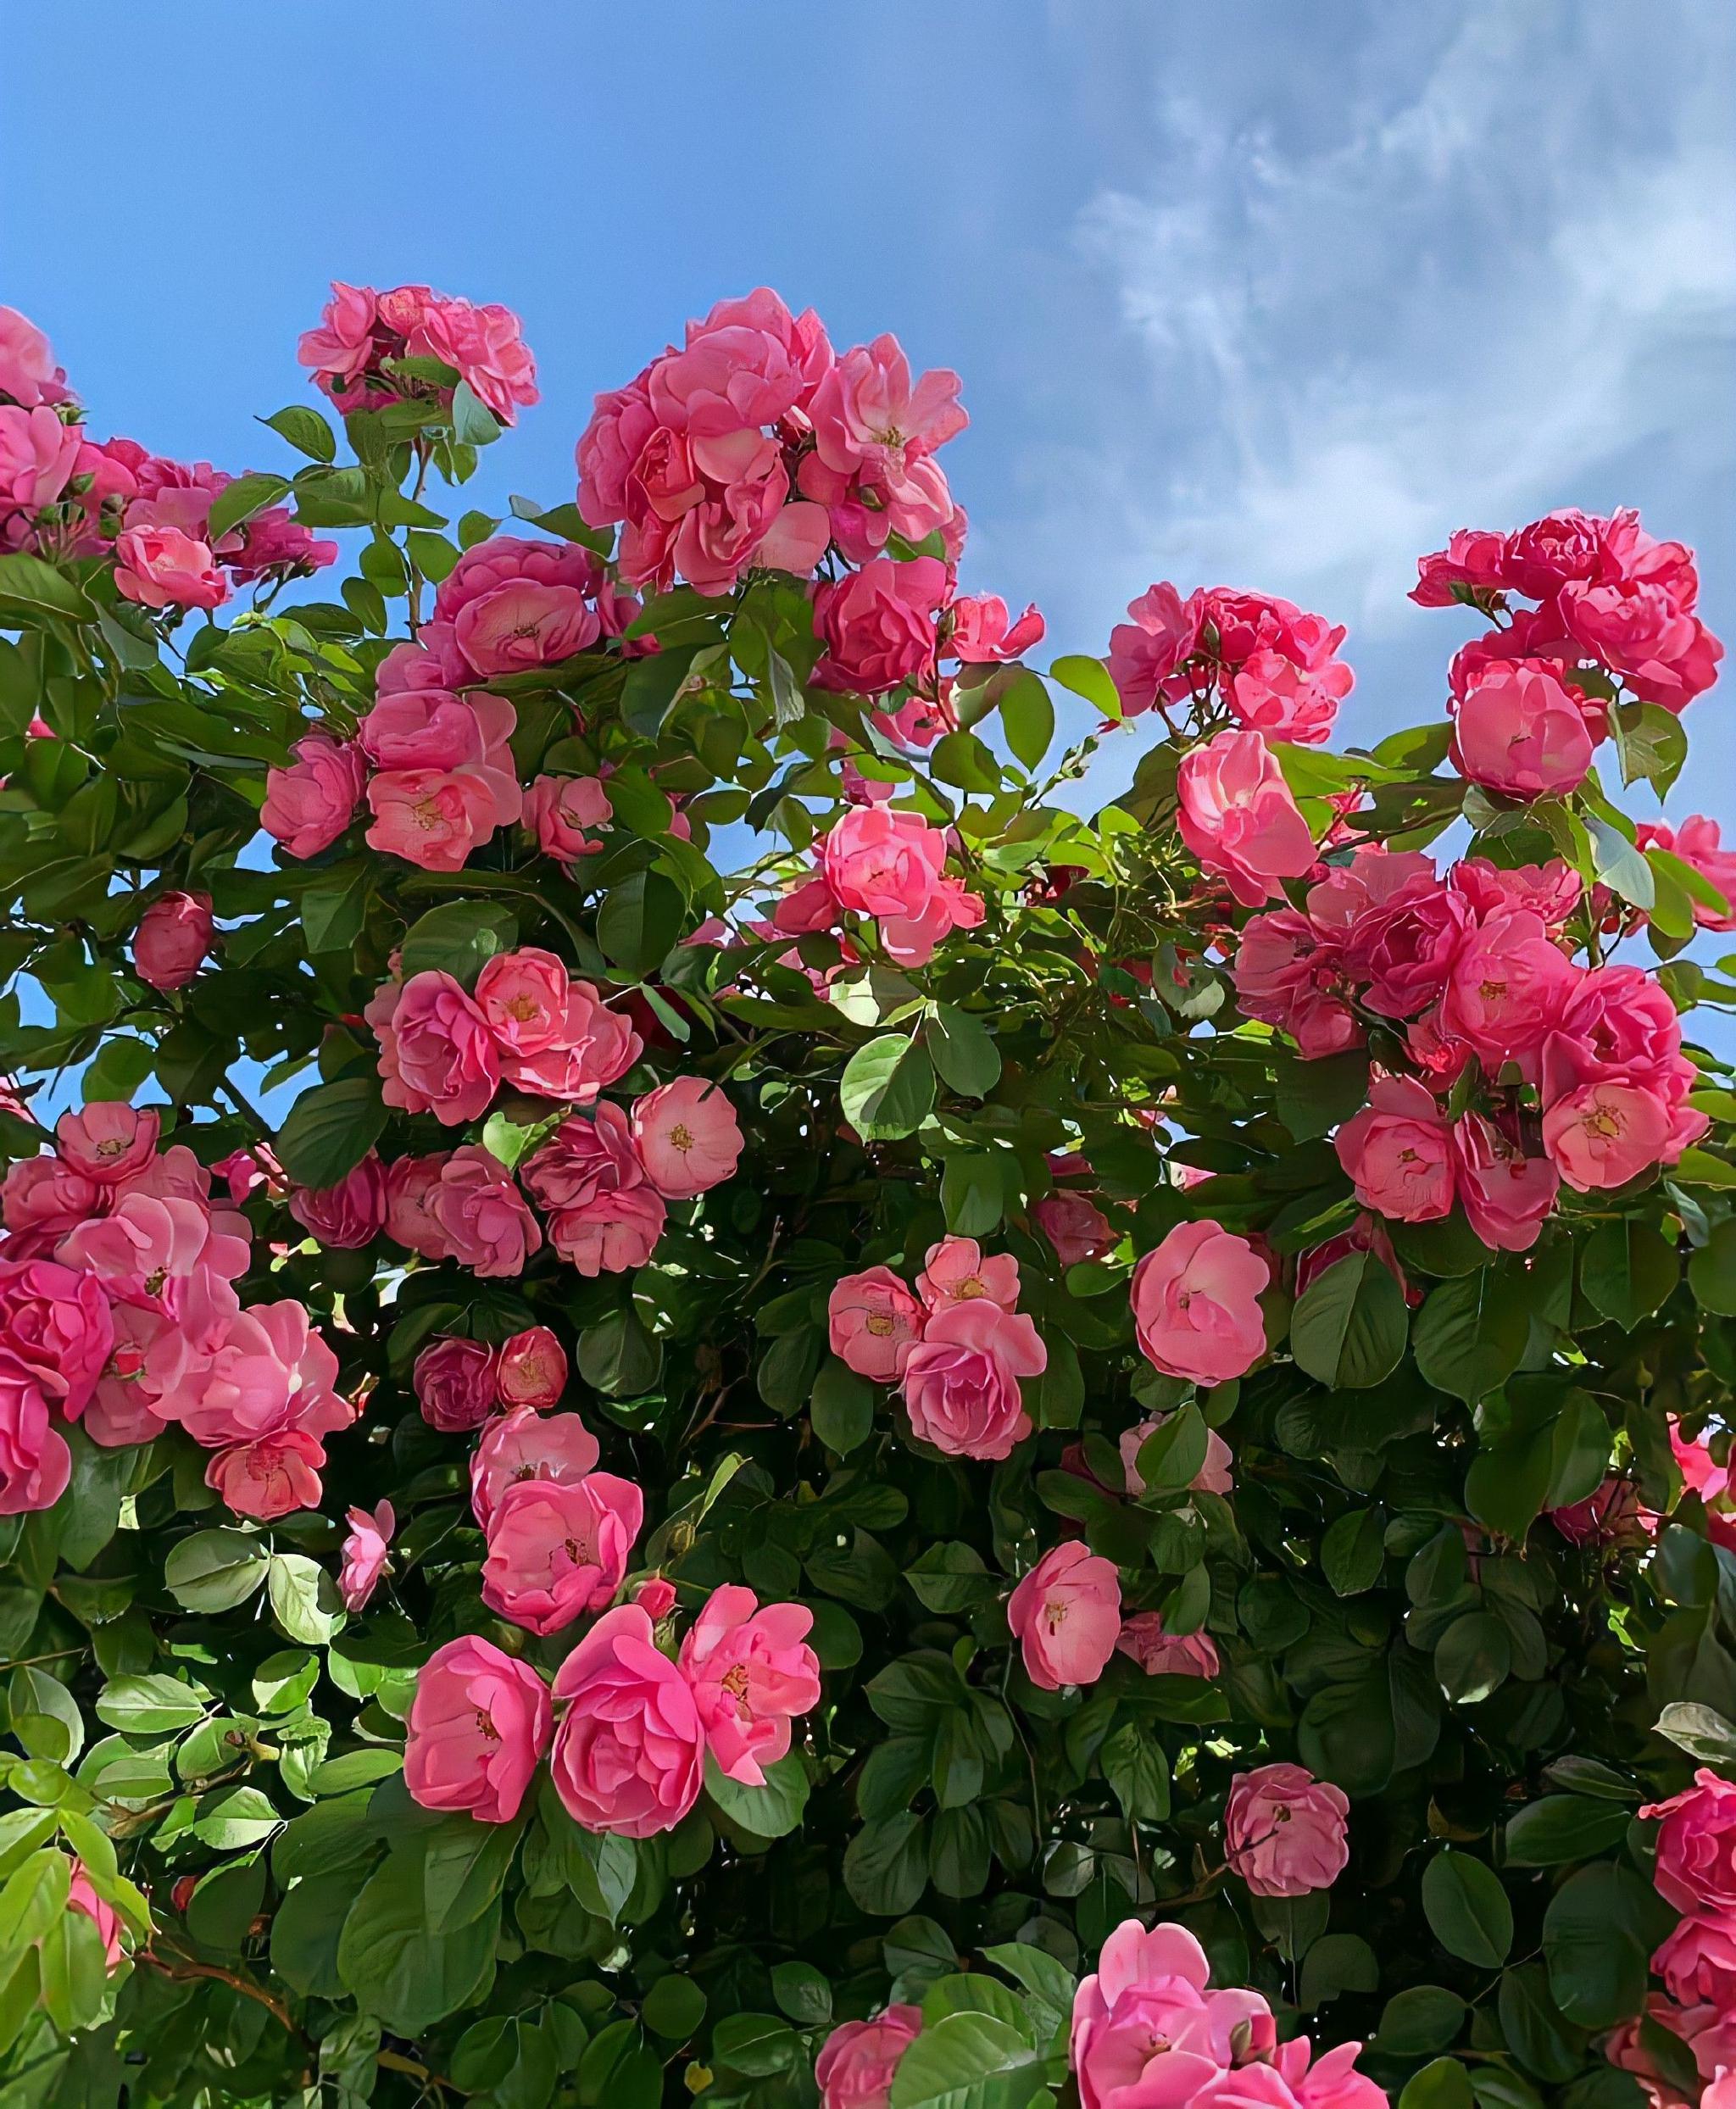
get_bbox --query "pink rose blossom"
[1334,1075,1456,1222]
[1071,1917,1278,2109]
[481,1471,643,1635]
[1542,1078,1677,1193]
[470,1406,600,1528]
[679,1583,821,1786]
[1636,816,1736,930]
[1450,659,1594,799]
[1225,1763,1350,1897]
[434,533,600,626]
[0,308,70,410]
[134,893,215,992]
[1560,575,1722,712]
[175,1299,348,1452]
[0,1355,71,1514]
[65,1861,125,1973]
[114,523,229,611]
[548,1603,706,1838]
[815,2008,923,2109]
[0,1155,102,1258]
[405,1633,551,1823]
[289,1152,387,1249]
[1450,855,1582,927]
[1654,1913,1736,2012]
[827,1266,925,1383]
[0,403,83,529]
[1550,1474,1648,1549]
[635,1577,679,1619]
[1107,583,1207,717]
[415,1337,498,1433]
[53,1103,160,1184]
[454,581,601,676]
[1033,1191,1116,1268]
[475,950,642,1104]
[1116,1611,1221,1678]
[524,774,612,862]
[1008,1539,1121,1689]
[1131,1221,1270,1386]
[0,1257,114,1421]
[427,1145,541,1278]
[915,1236,1021,1315]
[821,807,947,922]
[548,1188,667,1276]
[365,767,509,873]
[900,1299,1045,1461]
[207,1430,326,1522]
[1643,1769,1736,1917]
[811,334,965,485]
[631,1076,742,1199]
[1451,1113,1559,1252]
[497,1327,567,1411]
[384,1154,452,1259]
[522,1105,647,1212]
[948,593,1044,665]
[812,556,947,695]
[366,971,501,1127]
[1227,646,1352,747]
[338,1500,394,1611]
[1177,732,1316,908]
[262,733,366,860]
[1438,909,1577,1073]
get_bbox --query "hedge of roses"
[0,282,1733,2109]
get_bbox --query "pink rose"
[901,1299,1044,1460]
[1227,646,1351,747]
[827,1267,925,1384]
[65,1861,125,1973]
[470,1406,601,1527]
[821,807,947,922]
[475,950,642,1104]
[1654,1913,1736,2012]
[1225,1763,1350,1897]
[454,582,599,676]
[636,1577,679,1619]
[1411,528,1512,606]
[547,1188,667,1276]
[366,971,500,1127]
[1451,855,1583,927]
[1177,731,1316,908]
[948,593,1044,665]
[338,1499,394,1611]
[262,733,366,860]
[173,1299,347,1451]
[815,2008,923,2109]
[113,523,229,611]
[631,1076,742,1199]
[0,403,82,521]
[679,1583,821,1786]
[427,1145,542,1278]
[1638,815,1736,930]
[405,1634,551,1823]
[0,307,70,410]
[0,1354,71,1515]
[0,1257,114,1421]
[365,768,506,873]
[1560,576,1722,712]
[1116,1611,1221,1678]
[384,1154,452,1259]
[812,556,948,695]
[411,295,539,425]
[1438,910,1577,1072]
[206,1431,326,1522]
[0,1155,101,1258]
[1542,1078,1678,1193]
[1107,582,1207,717]
[1451,1113,1559,1251]
[289,1152,387,1249]
[1643,1770,1736,1917]
[1008,1539,1121,1689]
[877,871,982,969]
[811,333,965,481]
[1233,909,1360,1060]
[1449,660,1594,798]
[548,1603,705,1838]
[914,1237,1021,1315]
[523,1104,647,1210]
[1131,1221,1269,1386]
[1122,1414,1235,1499]
[1334,1075,1456,1222]
[1032,1191,1116,1268]
[133,893,214,993]
[497,1327,567,1411]
[435,534,600,626]
[1549,1475,1648,1549]
[53,1103,160,1185]
[524,774,612,862]
[481,1472,643,1635]
[1071,1917,1277,2109]
[415,1337,498,1433]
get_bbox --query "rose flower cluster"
[297,279,539,427]
[1109,582,1355,745]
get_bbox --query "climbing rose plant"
[0,283,1734,2109]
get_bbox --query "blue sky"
[3,0,1733,811]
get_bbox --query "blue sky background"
[3,0,1733,809]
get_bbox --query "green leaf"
[95,1672,209,1735]
[1688,1219,1736,1316]
[1504,1795,1634,1866]
[192,1784,282,1850]
[644,1971,709,2039]
[450,380,502,448]
[841,1034,937,1141]
[1580,1220,1678,1330]
[1049,654,1121,720]
[262,405,338,462]
[7,1667,84,1763]
[422,1813,523,1932]
[1399,2059,1475,2109]
[1291,1251,1409,1389]
[597,870,685,977]
[1412,1267,1528,1402]
[337,1851,498,2034]
[164,1528,270,1612]
[1543,1862,1660,2028]
[1320,1509,1387,1597]
[276,1075,387,1190]
[997,669,1054,769]
[1435,1611,1512,1705]
[810,1358,876,1455]
[1273,1050,1371,1144]
[1584,812,1655,911]
[843,1811,929,1917]
[1134,1404,1208,1494]
[1101,1722,1170,1824]
[927,1006,1001,1098]
[0,551,94,623]
[207,472,292,543]
[1375,1985,1466,2055]
[704,1751,810,1839]
[578,1306,662,1398]
[398,900,519,985]
[888,2011,1042,2109]
[268,1554,348,1644]
[1422,1850,1513,1968]
[1653,1701,1736,1766]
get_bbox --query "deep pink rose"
[812,556,948,695]
[1550,1475,1648,1550]
[0,1353,71,1515]
[1450,855,1582,927]
[261,732,365,861]
[1071,1917,1277,2109]
[679,1583,821,1786]
[134,893,214,992]
[522,1105,647,1211]
[901,1299,1044,1461]
[1233,909,1360,1060]
[384,1154,452,1259]
[1033,1190,1116,1268]
[415,1337,498,1433]
[338,1500,394,1611]
[1334,1075,1456,1222]
[1227,646,1352,747]
[547,1188,667,1276]
[1438,909,1577,1073]
[948,593,1044,665]
[1410,527,1511,606]
[1655,1913,1736,2012]
[481,1471,644,1635]
[470,1406,601,1528]
[0,1257,114,1421]
[366,971,500,1127]
[828,1266,925,1383]
[288,1152,387,1249]
[427,1145,541,1278]
[53,1103,160,1185]
[815,2008,923,2109]
[1643,1769,1736,1917]
[169,1297,346,1452]
[631,1076,742,1199]
[821,806,947,922]
[811,332,964,482]
[207,1431,326,1522]
[1560,576,1722,712]
[1637,816,1736,931]
[1451,1113,1559,1252]
[914,1237,1021,1316]
[114,523,229,611]
[435,533,600,625]
[548,1603,705,1838]
[405,1634,551,1823]
[411,294,539,425]
[1008,1539,1121,1689]
[1225,1763,1350,1897]
[524,773,612,862]
[1107,582,1207,717]
[0,403,83,522]
[475,950,643,1104]
[1450,659,1594,798]
[1131,1221,1269,1385]
[497,1326,567,1411]
[1116,1611,1221,1678]
[636,1577,679,1620]
[1177,732,1316,908]
[454,582,600,677]
[0,307,70,410]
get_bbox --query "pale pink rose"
[1116,1611,1221,1678]
[1542,1077,1676,1193]
[1033,1191,1116,1268]
[384,1154,452,1259]
[0,1354,71,1514]
[1121,1414,1235,1498]
[1655,1913,1736,2012]
[827,1266,925,1383]
[631,1076,742,1199]
[207,1430,326,1521]
[113,523,229,611]
[365,767,505,872]
[365,971,500,1127]
[1451,1114,1559,1251]
[1450,659,1594,798]
[175,1299,348,1450]
[1227,647,1352,747]
[0,403,83,520]
[679,1583,821,1786]
[948,593,1044,665]
[427,1145,541,1278]
[58,1191,247,1309]
[1071,1917,1277,2109]
[1334,1075,1456,1222]
[1705,2072,1736,2109]
[522,1105,646,1211]
[811,333,965,482]
[405,1633,551,1823]
[879,871,983,967]
[901,1299,1044,1461]
[1131,1221,1269,1386]
[548,1603,705,1838]
[410,294,539,425]
[289,1152,387,1249]
[53,1103,161,1185]
[262,733,366,860]
[0,1257,114,1421]
[65,1862,125,1973]
[1438,909,1577,1073]
[338,1500,394,1611]
[1638,816,1736,930]
[1541,964,1703,1155]
[434,534,600,626]
[0,308,70,409]
[133,893,214,992]
[821,806,946,921]
[414,1337,498,1433]
[915,1237,1021,1315]
[1560,576,1722,713]
[548,1188,666,1276]
[524,774,612,862]
[454,582,601,676]
[1225,1763,1350,1897]
[481,1471,643,1635]
[1,1155,104,1255]
[1008,1539,1121,1689]
[474,950,642,1104]
[815,2008,923,2109]
[1269,2040,1389,2109]
[1177,731,1316,908]
[496,1326,567,1410]
[470,1406,600,1528]
[812,556,948,695]
[1643,1770,1736,1917]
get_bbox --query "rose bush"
[0,284,1733,2109]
